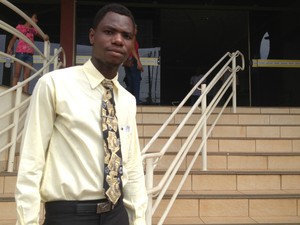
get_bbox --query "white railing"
[142,50,244,225]
[0,0,66,172]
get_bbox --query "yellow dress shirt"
[15,59,148,225]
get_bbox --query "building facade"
[1,0,300,106]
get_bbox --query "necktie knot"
[102,80,113,90]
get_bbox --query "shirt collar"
[83,59,120,90]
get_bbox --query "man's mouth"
[107,48,124,56]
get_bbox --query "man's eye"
[104,30,113,35]
[123,34,132,40]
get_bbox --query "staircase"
[1,106,300,224]
[139,106,300,224]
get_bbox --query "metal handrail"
[0,20,46,58]
[143,51,244,225]
[0,51,37,72]
[0,46,65,172]
[0,47,64,98]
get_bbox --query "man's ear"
[89,28,95,45]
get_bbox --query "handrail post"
[7,84,22,172]
[232,54,237,113]
[43,41,50,74]
[201,84,207,171]
[145,157,153,225]
[54,48,58,70]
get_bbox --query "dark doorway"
[159,8,249,105]
[250,10,300,106]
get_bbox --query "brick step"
[1,193,300,224]
[163,190,300,199]
[162,169,300,174]
[0,196,44,224]
[0,172,17,194]
[155,152,300,171]
[0,193,14,201]
[138,124,300,138]
[0,220,16,225]
[152,216,300,225]
[153,170,300,192]
[141,137,300,153]
[1,189,299,200]
[137,106,300,115]
[0,200,17,222]
[153,196,300,219]
[138,112,300,125]
[2,170,300,194]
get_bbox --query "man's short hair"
[92,3,135,29]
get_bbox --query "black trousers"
[43,199,129,225]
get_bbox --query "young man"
[15,3,148,225]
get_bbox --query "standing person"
[15,3,148,225]
[6,11,49,93]
[189,68,205,105]
[123,24,144,104]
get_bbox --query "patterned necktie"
[101,80,123,205]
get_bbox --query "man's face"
[89,12,134,67]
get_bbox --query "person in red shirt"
[123,25,144,104]
[6,11,49,93]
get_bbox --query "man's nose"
[112,33,123,45]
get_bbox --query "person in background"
[6,11,49,93]
[15,3,147,225]
[123,24,144,104]
[189,68,205,105]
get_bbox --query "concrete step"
[0,172,17,194]
[2,216,300,225]
[154,170,300,192]
[140,137,300,153]
[155,152,300,171]
[0,197,17,222]
[0,195,44,224]
[2,170,300,195]
[138,124,300,139]
[153,216,300,225]
[1,192,299,224]
[154,193,300,224]
[0,220,17,225]
[1,106,299,224]
[137,106,300,115]
[138,112,300,126]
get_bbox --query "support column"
[60,0,76,67]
